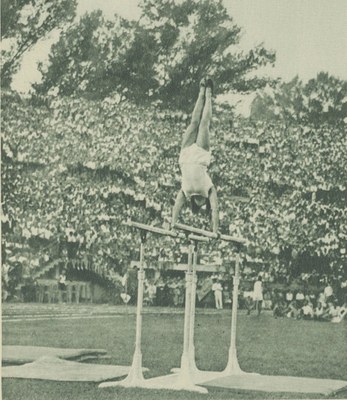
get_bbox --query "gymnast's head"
[190,195,211,215]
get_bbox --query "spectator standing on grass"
[177,278,185,307]
[169,278,179,307]
[253,276,263,316]
[155,277,164,306]
[223,283,231,306]
[161,280,171,307]
[58,269,67,291]
[147,281,157,306]
[57,269,67,303]
[324,282,334,303]
[212,278,223,309]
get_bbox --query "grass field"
[2,305,347,400]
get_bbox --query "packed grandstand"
[1,90,346,312]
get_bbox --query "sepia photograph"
[1,0,347,399]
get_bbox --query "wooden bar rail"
[123,220,209,242]
[174,223,246,245]
[123,220,179,238]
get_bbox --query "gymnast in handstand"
[172,78,219,233]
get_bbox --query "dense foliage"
[34,0,275,108]
[1,0,77,87]
[250,73,347,127]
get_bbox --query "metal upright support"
[223,249,244,375]
[171,241,207,393]
[188,240,199,373]
[179,243,193,374]
[99,231,147,388]
[170,236,207,376]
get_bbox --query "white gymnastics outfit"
[179,143,213,199]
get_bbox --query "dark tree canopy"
[250,73,347,127]
[35,0,276,108]
[1,0,77,88]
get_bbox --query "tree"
[35,11,158,101]
[35,0,275,108]
[303,72,347,126]
[140,0,276,108]
[1,0,77,88]
[250,73,347,126]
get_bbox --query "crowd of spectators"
[271,283,347,323]
[120,268,347,321]
[1,90,346,302]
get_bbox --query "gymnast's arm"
[209,186,219,234]
[172,189,186,227]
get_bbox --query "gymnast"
[172,77,219,233]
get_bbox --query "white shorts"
[179,143,211,167]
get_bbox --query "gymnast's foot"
[205,78,214,95]
[200,77,206,88]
